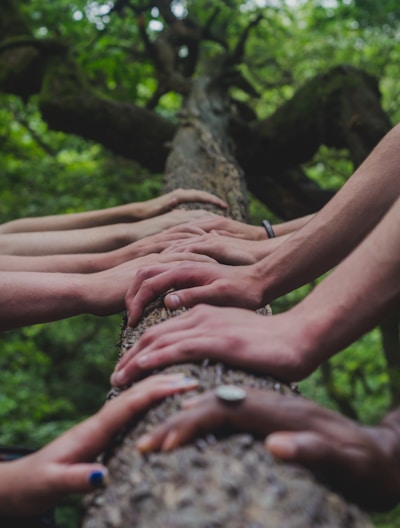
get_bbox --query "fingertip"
[164,293,182,309]
[136,434,153,453]
[110,370,125,387]
[62,464,109,493]
[88,467,109,489]
[162,430,179,452]
[265,433,298,460]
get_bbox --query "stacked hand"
[0,374,198,517]
[136,387,400,512]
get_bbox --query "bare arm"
[0,228,206,273]
[256,123,400,303]
[0,209,218,256]
[124,122,400,321]
[0,252,214,331]
[0,189,227,234]
[115,195,400,386]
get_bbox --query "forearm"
[0,253,115,273]
[0,272,95,330]
[0,204,139,234]
[256,123,400,302]
[288,195,400,372]
[0,224,131,256]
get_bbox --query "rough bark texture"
[81,78,372,528]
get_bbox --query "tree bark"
[81,76,371,528]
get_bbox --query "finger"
[136,396,226,453]
[164,283,227,310]
[111,335,218,386]
[165,224,207,236]
[127,262,218,325]
[265,431,354,474]
[114,309,201,374]
[125,265,173,325]
[47,374,199,462]
[184,191,227,209]
[53,463,110,494]
[158,253,216,264]
[214,229,247,239]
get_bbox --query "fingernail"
[137,355,148,366]
[111,370,125,386]
[136,434,152,453]
[265,434,297,460]
[162,430,178,451]
[89,469,109,488]
[166,293,180,309]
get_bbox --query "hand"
[135,388,400,512]
[125,260,265,326]
[107,227,210,267]
[0,373,198,517]
[162,215,265,240]
[133,209,222,240]
[162,232,284,265]
[111,305,312,387]
[137,189,227,219]
[87,252,217,317]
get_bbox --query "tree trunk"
[81,76,371,528]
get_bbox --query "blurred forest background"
[1,0,400,526]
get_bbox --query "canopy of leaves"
[1,1,400,526]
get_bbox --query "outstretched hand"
[124,260,266,327]
[162,232,283,265]
[136,388,400,512]
[0,373,198,517]
[111,305,314,387]
[138,188,227,219]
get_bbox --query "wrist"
[282,303,338,377]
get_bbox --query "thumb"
[60,463,109,494]
[265,431,332,467]
[164,285,217,310]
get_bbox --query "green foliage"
[1,0,400,526]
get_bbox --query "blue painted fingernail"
[89,470,108,488]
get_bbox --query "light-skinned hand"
[111,305,314,387]
[0,373,198,517]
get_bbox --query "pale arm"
[255,123,400,303]
[115,195,400,386]
[0,189,227,233]
[124,122,400,317]
[0,209,217,256]
[287,192,400,373]
[0,252,214,331]
[0,228,205,273]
